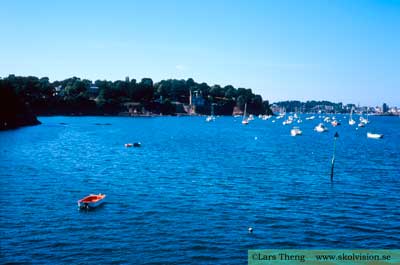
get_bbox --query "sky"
[1,0,399,106]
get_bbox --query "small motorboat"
[205,116,215,122]
[331,120,341,127]
[314,123,328,132]
[125,143,133,147]
[367,132,383,139]
[282,119,293,125]
[78,194,106,209]
[358,122,365,127]
[291,127,302,136]
[133,142,141,147]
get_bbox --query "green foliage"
[1,75,271,115]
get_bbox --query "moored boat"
[242,103,249,125]
[78,194,106,209]
[206,104,216,122]
[314,123,328,132]
[331,120,340,127]
[290,127,302,136]
[349,107,356,125]
[367,132,383,139]
[205,116,215,122]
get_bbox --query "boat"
[331,120,341,127]
[367,132,383,139]
[305,116,315,120]
[125,143,133,147]
[290,127,302,136]
[360,116,369,124]
[78,194,106,209]
[314,123,328,132]
[282,119,293,125]
[358,122,365,127]
[261,115,271,120]
[349,107,356,125]
[205,116,215,122]
[242,103,249,125]
[206,104,216,122]
[133,142,141,147]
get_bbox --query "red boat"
[78,194,106,209]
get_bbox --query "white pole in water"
[331,132,339,181]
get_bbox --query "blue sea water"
[0,115,399,264]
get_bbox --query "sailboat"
[349,107,356,125]
[242,103,249,125]
[206,104,216,122]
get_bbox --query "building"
[382,103,389,113]
[191,90,205,107]
[88,85,99,98]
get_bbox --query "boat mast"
[350,107,353,121]
[243,103,247,121]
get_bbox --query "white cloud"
[175,64,186,71]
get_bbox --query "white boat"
[306,116,315,120]
[358,122,365,127]
[314,123,328,132]
[282,119,293,125]
[242,103,249,125]
[291,127,302,136]
[367,132,383,139]
[206,104,216,122]
[206,116,215,122]
[248,114,255,121]
[349,108,356,125]
[360,116,369,124]
[261,115,271,120]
